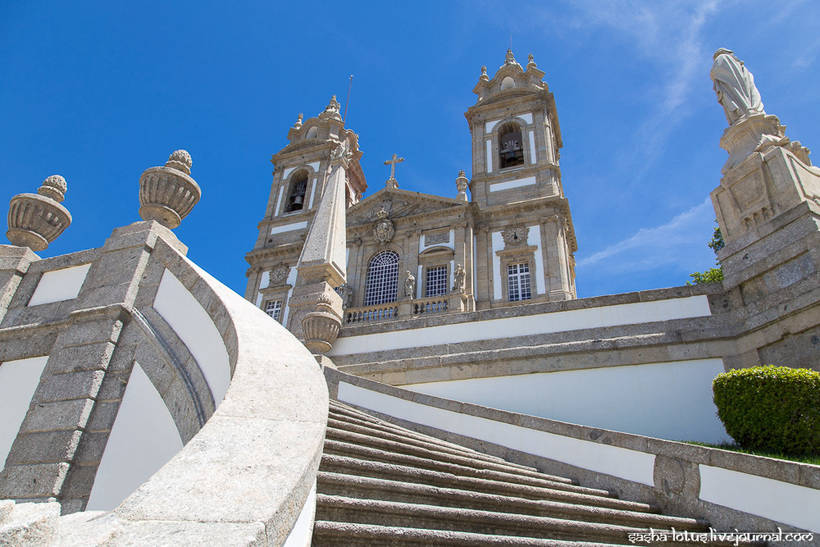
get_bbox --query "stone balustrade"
[412,295,448,315]
[345,302,399,324]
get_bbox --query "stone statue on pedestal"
[404,271,415,300]
[710,49,765,126]
[453,264,465,293]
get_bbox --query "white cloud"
[577,198,714,273]
[565,1,721,181]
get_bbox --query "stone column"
[474,227,491,306]
[288,142,348,358]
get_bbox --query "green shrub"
[713,366,820,456]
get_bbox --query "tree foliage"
[688,222,724,285]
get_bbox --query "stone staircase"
[313,400,714,546]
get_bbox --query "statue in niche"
[404,271,416,300]
[452,264,466,294]
[710,48,765,126]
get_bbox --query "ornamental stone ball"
[6,175,72,251]
[138,149,201,229]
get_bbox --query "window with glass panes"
[507,263,532,302]
[364,251,399,305]
[264,300,282,322]
[425,265,448,297]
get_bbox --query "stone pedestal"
[0,246,39,324]
[712,135,820,371]
[286,281,343,352]
[398,298,413,317]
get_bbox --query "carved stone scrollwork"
[6,175,72,251]
[138,149,201,229]
[501,225,528,247]
[301,293,342,354]
[373,207,395,244]
[269,265,289,286]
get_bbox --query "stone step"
[328,403,526,470]
[312,520,630,546]
[323,439,604,497]
[317,471,706,531]
[325,425,566,484]
[315,494,649,544]
[319,455,652,513]
[328,406,537,472]
[325,414,528,472]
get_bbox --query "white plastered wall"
[0,356,49,472]
[28,263,91,306]
[87,362,183,510]
[404,359,731,444]
[153,269,231,404]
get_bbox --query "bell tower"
[466,51,577,302]
[244,96,367,325]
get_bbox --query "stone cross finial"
[384,153,404,189]
[6,175,72,251]
[138,149,201,229]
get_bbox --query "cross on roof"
[384,153,405,181]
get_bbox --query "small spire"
[295,113,303,128]
[319,95,342,121]
[527,53,535,67]
[455,170,469,202]
[505,49,516,65]
[480,65,489,81]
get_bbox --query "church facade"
[244,50,577,331]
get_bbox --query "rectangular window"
[265,300,282,322]
[425,265,448,297]
[507,263,532,302]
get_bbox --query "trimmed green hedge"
[713,366,820,456]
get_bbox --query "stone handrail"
[324,367,819,535]
[345,302,399,324]
[97,245,327,544]
[3,229,329,545]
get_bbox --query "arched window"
[498,123,524,169]
[500,76,515,90]
[285,171,308,212]
[364,251,399,305]
[305,126,318,140]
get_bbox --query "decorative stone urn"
[6,175,72,251]
[138,150,201,228]
[301,293,342,354]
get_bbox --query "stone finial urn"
[138,149,201,228]
[301,293,342,354]
[6,175,72,251]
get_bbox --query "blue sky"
[2,1,818,298]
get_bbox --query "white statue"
[452,264,465,293]
[710,49,764,126]
[404,271,415,299]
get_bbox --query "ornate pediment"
[346,188,465,227]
